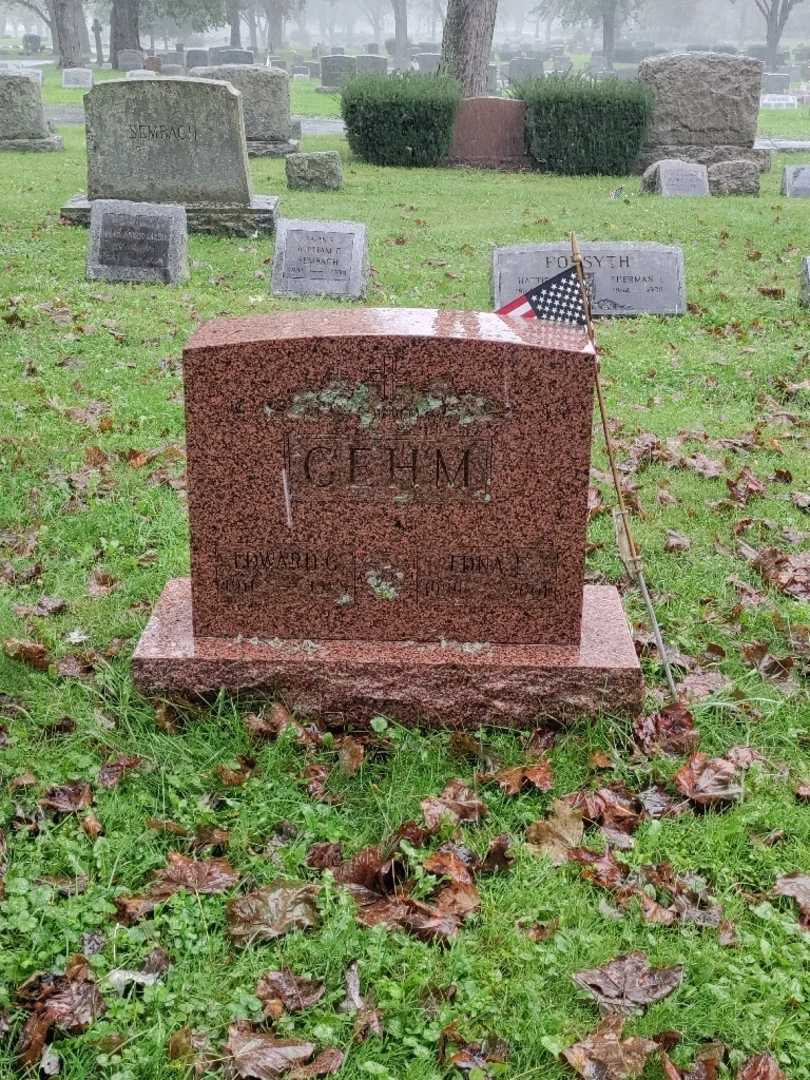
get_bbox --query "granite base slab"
[1,133,63,152]
[247,138,299,157]
[132,579,644,726]
[60,194,279,236]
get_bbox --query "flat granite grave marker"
[492,241,686,316]
[644,158,710,196]
[132,308,642,724]
[60,77,279,235]
[271,218,367,298]
[0,73,63,151]
[87,199,188,283]
[781,165,810,196]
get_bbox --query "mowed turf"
[0,125,809,1079]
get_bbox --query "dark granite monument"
[87,199,188,284]
[133,308,642,725]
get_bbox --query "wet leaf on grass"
[12,595,67,618]
[256,969,325,1019]
[674,753,742,806]
[216,756,256,786]
[306,841,343,870]
[339,962,383,1041]
[337,735,365,775]
[87,568,117,597]
[449,731,504,772]
[563,1016,657,1079]
[572,951,683,1016]
[634,702,699,757]
[228,882,320,946]
[439,1021,508,1076]
[116,853,239,924]
[16,955,106,1069]
[4,638,50,670]
[105,947,171,995]
[98,754,143,789]
[223,1023,316,1078]
[480,757,554,795]
[748,546,810,601]
[660,1041,726,1080]
[527,800,584,865]
[517,917,560,941]
[40,781,93,814]
[480,833,514,874]
[726,468,766,505]
[773,872,810,929]
[348,886,462,943]
[664,530,691,553]
[677,671,732,702]
[168,1027,217,1076]
[289,1048,345,1077]
[421,779,487,829]
[737,1053,787,1080]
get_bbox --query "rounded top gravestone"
[0,73,49,139]
[188,65,291,144]
[117,49,144,72]
[85,77,253,206]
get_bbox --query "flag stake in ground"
[569,231,678,700]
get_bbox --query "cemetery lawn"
[1,128,809,1080]
[756,107,810,139]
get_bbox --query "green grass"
[1,127,809,1079]
[757,105,810,138]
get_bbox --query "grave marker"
[271,218,367,298]
[319,54,356,90]
[492,241,686,316]
[188,65,297,156]
[0,73,63,152]
[133,308,642,724]
[782,164,810,196]
[87,199,188,284]
[643,158,710,196]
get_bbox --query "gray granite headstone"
[161,64,185,76]
[646,158,710,196]
[285,151,343,190]
[800,257,810,307]
[87,199,188,283]
[415,52,441,74]
[782,165,810,197]
[356,54,388,75]
[271,218,368,299]
[126,69,157,79]
[188,65,296,156]
[508,56,544,83]
[492,241,686,316]
[764,72,791,93]
[184,48,209,69]
[60,77,278,235]
[210,47,254,65]
[319,54,356,89]
[62,67,93,89]
[117,49,144,72]
[0,73,63,151]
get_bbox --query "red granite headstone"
[448,97,531,170]
[133,308,643,724]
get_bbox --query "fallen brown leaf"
[4,638,50,671]
[482,758,554,795]
[674,753,742,806]
[773,872,810,929]
[256,969,325,1019]
[526,799,584,865]
[16,955,106,1069]
[737,1053,787,1080]
[563,1015,657,1079]
[228,882,320,946]
[40,781,93,814]
[572,951,683,1016]
[421,779,487,829]
[223,1023,315,1078]
[98,754,143,789]
[634,702,699,756]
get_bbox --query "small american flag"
[496,264,589,327]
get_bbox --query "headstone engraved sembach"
[60,78,279,235]
[271,219,366,298]
[133,308,643,725]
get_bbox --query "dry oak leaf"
[634,702,699,757]
[526,799,584,865]
[223,1023,316,1079]
[421,779,487,829]
[674,753,742,806]
[482,757,554,795]
[4,638,50,671]
[737,1053,787,1080]
[40,781,93,814]
[256,969,325,1019]
[563,1015,658,1079]
[677,671,731,703]
[572,951,684,1016]
[773,872,810,929]
[228,882,319,946]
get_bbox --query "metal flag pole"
[570,232,678,700]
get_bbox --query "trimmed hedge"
[516,74,652,176]
[341,72,461,167]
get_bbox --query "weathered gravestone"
[87,199,188,283]
[781,165,810,196]
[448,97,531,170]
[162,64,185,76]
[132,308,643,724]
[161,50,183,66]
[763,72,791,93]
[62,67,93,89]
[285,151,343,191]
[492,241,686,316]
[707,159,760,195]
[210,47,254,65]
[319,54,356,90]
[60,78,279,235]
[415,52,441,74]
[306,61,321,79]
[641,158,710,196]
[637,52,769,172]
[800,258,810,307]
[126,69,157,79]
[508,56,544,83]
[0,73,63,151]
[117,49,144,71]
[271,218,367,298]
[184,48,209,69]
[356,54,388,75]
[188,65,297,156]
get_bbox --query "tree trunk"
[228,0,242,46]
[50,0,83,65]
[247,4,258,51]
[439,0,498,97]
[110,0,140,66]
[264,0,283,51]
[76,0,90,58]
[391,0,408,70]
[92,17,104,62]
[766,4,783,70]
[602,0,616,70]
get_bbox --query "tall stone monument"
[60,78,279,235]
[0,74,63,152]
[637,52,769,172]
[188,65,298,156]
[133,308,642,725]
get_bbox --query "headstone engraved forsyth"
[0,73,63,152]
[132,308,642,723]
[87,199,188,283]
[781,165,810,196]
[492,241,686,316]
[60,78,279,235]
[271,218,367,298]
